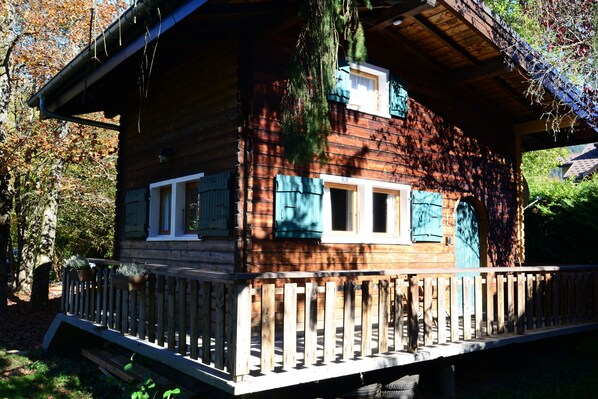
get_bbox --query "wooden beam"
[448,58,509,86]
[513,115,577,135]
[411,13,477,65]
[366,0,437,32]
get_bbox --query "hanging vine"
[281,0,371,165]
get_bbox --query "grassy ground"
[0,347,125,399]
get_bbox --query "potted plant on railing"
[64,255,96,282]
[111,262,148,291]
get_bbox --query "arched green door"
[456,200,480,312]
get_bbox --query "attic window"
[347,63,390,118]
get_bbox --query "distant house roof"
[562,143,598,180]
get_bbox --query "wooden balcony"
[47,261,598,396]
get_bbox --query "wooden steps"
[80,346,200,398]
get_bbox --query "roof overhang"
[29,0,597,151]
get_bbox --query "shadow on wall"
[247,63,517,273]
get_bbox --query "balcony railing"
[62,261,598,382]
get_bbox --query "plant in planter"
[64,255,95,282]
[111,262,148,291]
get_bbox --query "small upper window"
[347,63,390,118]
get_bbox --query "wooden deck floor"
[44,313,598,396]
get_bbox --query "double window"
[321,175,411,244]
[148,173,203,240]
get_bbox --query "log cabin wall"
[244,32,519,274]
[115,36,240,271]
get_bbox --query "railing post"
[231,281,251,382]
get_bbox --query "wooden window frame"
[147,172,204,241]
[184,181,199,234]
[347,62,390,118]
[321,174,411,245]
[158,186,172,235]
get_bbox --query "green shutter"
[390,74,408,118]
[124,188,148,239]
[411,190,443,242]
[327,60,351,104]
[275,175,323,239]
[198,173,231,237]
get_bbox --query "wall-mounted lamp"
[392,16,404,26]
[158,145,171,164]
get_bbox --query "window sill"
[347,104,391,119]
[146,235,202,242]
[321,235,412,245]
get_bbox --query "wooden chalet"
[30,0,598,396]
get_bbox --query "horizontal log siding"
[116,37,240,271]
[245,37,517,273]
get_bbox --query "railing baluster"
[139,284,146,340]
[526,273,534,330]
[130,290,138,337]
[517,273,526,333]
[304,282,317,366]
[394,278,404,351]
[463,277,472,340]
[378,279,389,353]
[230,282,251,382]
[178,278,187,356]
[497,275,505,334]
[102,268,109,327]
[157,275,165,346]
[552,273,560,326]
[474,275,483,338]
[408,276,419,351]
[201,281,212,365]
[167,276,176,351]
[343,281,356,359]
[147,274,155,343]
[486,274,495,335]
[423,278,433,346]
[260,283,275,372]
[214,283,225,369]
[283,283,297,369]
[507,274,515,332]
[324,281,336,362]
[361,281,373,356]
[450,276,459,341]
[189,280,199,360]
[437,277,446,344]
[535,274,543,329]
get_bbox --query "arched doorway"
[455,198,483,312]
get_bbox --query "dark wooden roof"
[30,0,597,151]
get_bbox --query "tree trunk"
[0,2,18,319]
[30,157,63,308]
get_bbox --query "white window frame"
[347,62,391,119]
[320,174,411,245]
[147,172,204,241]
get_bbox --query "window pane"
[159,187,172,234]
[373,192,388,233]
[330,187,354,231]
[350,71,378,109]
[185,182,199,233]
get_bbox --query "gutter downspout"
[39,98,120,131]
